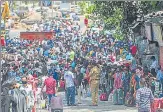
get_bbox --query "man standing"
[64,67,76,106]
[41,74,56,108]
[89,61,100,106]
[136,78,154,112]
[20,76,34,112]
[84,17,88,27]
[150,56,158,77]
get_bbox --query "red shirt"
[84,18,88,25]
[130,45,137,55]
[44,77,56,94]
[1,38,5,46]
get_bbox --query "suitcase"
[51,96,63,112]
[100,93,108,101]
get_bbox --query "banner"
[20,32,54,41]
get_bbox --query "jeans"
[66,86,75,105]
[47,94,55,106]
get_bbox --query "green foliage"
[86,4,96,14]
[93,1,163,40]
[78,1,95,15]
[77,1,87,15]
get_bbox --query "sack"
[51,96,63,109]
[40,100,46,109]
[100,93,108,101]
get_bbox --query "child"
[151,78,155,95]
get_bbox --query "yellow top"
[89,66,100,81]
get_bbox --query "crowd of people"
[1,17,163,112]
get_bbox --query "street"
[39,92,137,112]
[2,1,163,112]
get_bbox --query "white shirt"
[150,60,158,72]
[64,71,75,88]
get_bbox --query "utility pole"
[52,0,54,20]
[41,0,43,19]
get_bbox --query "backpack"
[100,93,108,101]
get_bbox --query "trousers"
[47,94,55,105]
[66,86,75,105]
[77,85,82,103]
[90,80,99,105]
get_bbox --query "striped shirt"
[136,87,154,112]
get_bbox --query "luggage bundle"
[50,96,63,112]
[124,92,135,107]
[151,98,160,112]
[151,98,163,112]
[113,89,124,105]
[100,93,108,101]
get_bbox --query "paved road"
[39,92,137,112]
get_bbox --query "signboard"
[20,32,54,41]
[160,46,163,69]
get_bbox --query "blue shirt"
[43,50,49,57]
[126,54,132,60]
[157,70,163,81]
[8,71,17,78]
[36,47,41,52]
[80,67,86,74]
[71,61,76,69]
[53,70,58,81]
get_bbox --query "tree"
[86,4,96,14]
[77,1,87,15]
[93,1,163,39]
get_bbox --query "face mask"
[22,81,27,84]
